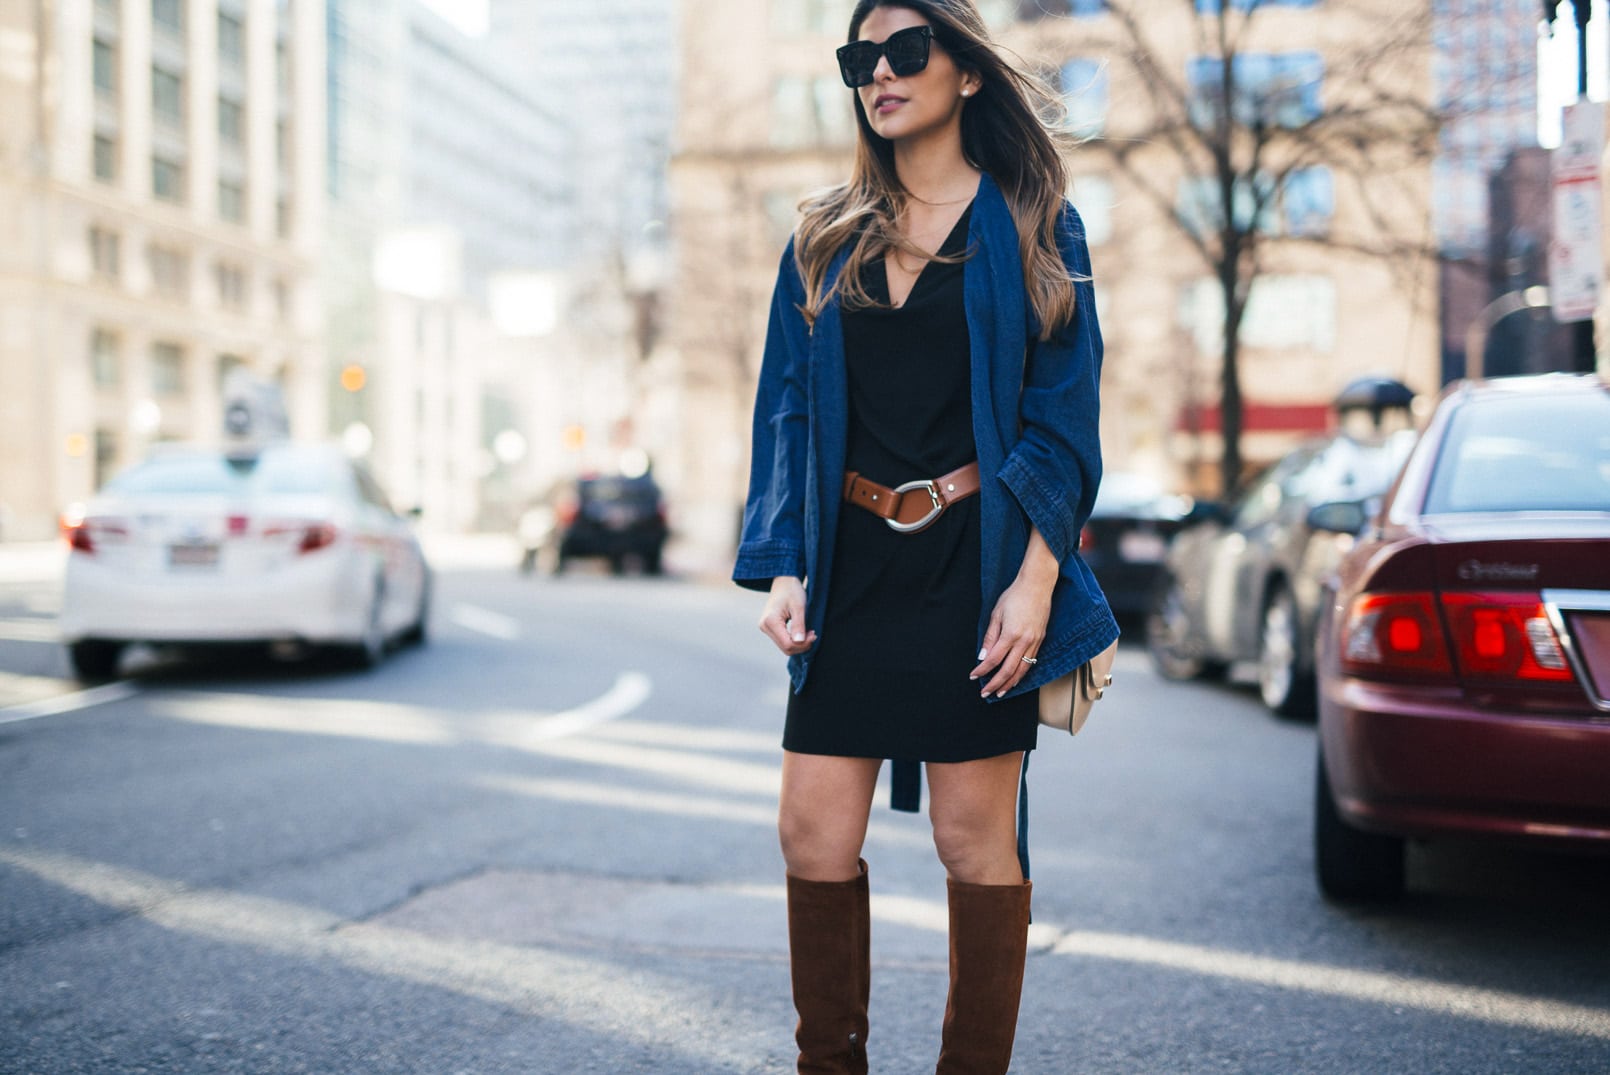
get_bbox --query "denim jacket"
[734,172,1119,700]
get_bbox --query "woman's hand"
[971,529,1059,697]
[760,576,817,656]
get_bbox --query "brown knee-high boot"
[786,860,870,1075]
[935,877,1032,1075]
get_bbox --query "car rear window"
[1424,391,1610,514]
[105,449,346,497]
[581,479,658,505]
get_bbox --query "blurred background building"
[0,0,1602,557]
[1433,0,1558,382]
[0,0,326,540]
[324,0,571,531]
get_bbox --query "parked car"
[1081,473,1197,619]
[1146,380,1418,716]
[59,442,431,681]
[520,473,668,576]
[1311,373,1610,900]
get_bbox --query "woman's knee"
[930,813,1004,873]
[778,807,864,879]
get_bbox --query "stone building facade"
[667,0,1441,558]
[0,0,326,540]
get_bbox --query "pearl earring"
[961,89,972,97]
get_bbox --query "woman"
[733,2,1117,1072]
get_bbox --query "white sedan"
[59,442,430,681]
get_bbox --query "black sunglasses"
[836,25,933,88]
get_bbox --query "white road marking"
[0,682,137,725]
[448,604,522,641]
[523,672,653,742]
[0,618,59,643]
[160,672,653,750]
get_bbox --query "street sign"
[1549,102,1604,324]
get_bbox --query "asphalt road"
[2,545,1608,1074]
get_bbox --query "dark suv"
[520,475,669,576]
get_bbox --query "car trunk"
[1425,515,1610,713]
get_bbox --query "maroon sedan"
[1311,373,1610,899]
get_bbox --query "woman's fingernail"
[792,633,804,642]
[978,648,988,660]
[968,674,978,681]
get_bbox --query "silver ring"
[1021,656,1038,665]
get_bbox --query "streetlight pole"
[1542,0,1600,374]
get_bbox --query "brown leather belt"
[842,461,980,534]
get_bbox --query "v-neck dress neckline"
[876,202,975,310]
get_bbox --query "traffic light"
[340,364,366,392]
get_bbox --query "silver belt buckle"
[887,479,943,533]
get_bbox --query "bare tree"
[1063,0,1442,494]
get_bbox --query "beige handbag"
[1037,640,1117,736]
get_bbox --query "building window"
[272,278,290,319]
[218,179,246,223]
[148,244,190,300]
[771,76,856,148]
[218,96,244,145]
[152,65,184,126]
[1060,59,1108,138]
[93,134,118,181]
[215,261,247,310]
[770,0,840,34]
[91,328,121,387]
[89,225,120,281]
[218,12,245,65]
[1187,51,1323,130]
[94,428,120,490]
[276,120,291,167]
[1180,274,1336,355]
[1067,174,1115,246]
[217,353,249,389]
[93,38,117,98]
[1195,0,1317,9]
[1282,167,1334,237]
[276,196,292,237]
[151,342,186,396]
[152,0,183,33]
[152,155,185,202]
[1177,167,1334,239]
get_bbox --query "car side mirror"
[1307,500,1368,535]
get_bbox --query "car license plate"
[602,506,633,530]
[168,542,220,568]
[1119,531,1167,563]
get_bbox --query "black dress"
[783,205,1039,768]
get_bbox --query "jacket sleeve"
[997,203,1104,564]
[733,239,812,592]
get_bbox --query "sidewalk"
[0,542,66,586]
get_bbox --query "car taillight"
[60,510,128,555]
[299,523,338,554]
[557,498,579,527]
[1079,526,1093,552]
[1340,590,1574,685]
[264,521,338,554]
[1341,592,1453,678]
[1440,592,1572,683]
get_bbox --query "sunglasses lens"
[885,27,931,76]
[837,26,931,88]
[837,42,878,87]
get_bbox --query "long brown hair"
[794,0,1078,340]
